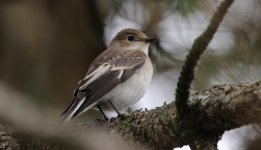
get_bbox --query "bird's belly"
[100,60,153,111]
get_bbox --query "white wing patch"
[117,70,123,78]
[111,66,130,71]
[79,64,110,90]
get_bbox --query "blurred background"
[0,0,260,149]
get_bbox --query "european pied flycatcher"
[61,28,155,123]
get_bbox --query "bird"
[61,28,155,124]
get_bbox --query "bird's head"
[110,28,156,54]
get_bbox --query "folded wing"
[61,50,146,122]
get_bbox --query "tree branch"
[2,81,259,150]
[175,0,234,117]
[1,0,259,150]
[90,81,260,150]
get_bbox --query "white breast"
[100,58,153,111]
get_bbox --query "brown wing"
[62,50,146,120]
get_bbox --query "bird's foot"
[117,113,126,119]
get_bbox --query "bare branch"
[77,81,261,150]
[1,81,260,150]
[175,0,234,117]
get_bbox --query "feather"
[62,50,147,121]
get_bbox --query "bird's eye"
[127,35,135,41]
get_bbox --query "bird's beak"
[143,37,157,43]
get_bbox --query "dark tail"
[60,98,84,125]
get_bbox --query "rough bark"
[1,0,259,150]
[1,81,260,150]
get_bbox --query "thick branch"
[1,82,260,150]
[80,81,261,150]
